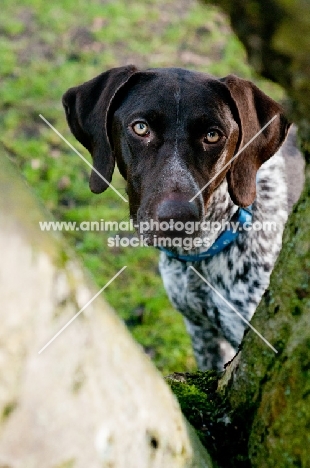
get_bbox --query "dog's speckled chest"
[159,150,288,368]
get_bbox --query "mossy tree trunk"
[168,1,310,466]
[217,166,310,466]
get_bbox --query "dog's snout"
[157,198,199,223]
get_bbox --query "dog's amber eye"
[132,122,149,136]
[204,130,220,143]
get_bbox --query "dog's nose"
[157,198,200,223]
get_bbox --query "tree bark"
[168,163,310,467]
[218,160,310,466]
[169,1,310,466]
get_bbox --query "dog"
[63,66,304,370]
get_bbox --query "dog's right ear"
[62,65,138,193]
[221,75,290,207]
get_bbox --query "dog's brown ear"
[62,65,138,193]
[221,75,290,207]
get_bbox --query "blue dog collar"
[157,206,252,263]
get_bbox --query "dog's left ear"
[62,65,138,193]
[221,75,291,207]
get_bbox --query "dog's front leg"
[183,318,236,371]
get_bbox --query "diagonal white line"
[39,114,128,203]
[189,266,278,353]
[190,114,278,202]
[38,266,127,354]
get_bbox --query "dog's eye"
[204,130,221,144]
[132,122,149,136]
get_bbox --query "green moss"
[171,383,210,442]
[2,401,17,421]
[248,316,310,467]
[168,370,260,466]
[167,371,219,440]
[167,371,230,462]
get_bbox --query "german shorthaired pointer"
[63,66,304,370]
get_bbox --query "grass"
[0,0,285,374]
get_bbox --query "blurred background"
[0,0,284,374]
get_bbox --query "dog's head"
[63,66,289,242]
